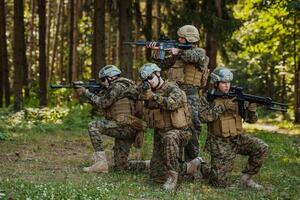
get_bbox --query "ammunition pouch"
[144,105,192,130]
[210,98,243,137]
[168,60,209,88]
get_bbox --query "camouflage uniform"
[152,48,209,161]
[199,96,268,188]
[85,78,147,171]
[142,81,192,183]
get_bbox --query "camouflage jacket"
[151,47,209,71]
[198,95,258,123]
[143,81,186,111]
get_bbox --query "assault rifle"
[123,36,193,59]
[50,79,103,93]
[207,86,288,119]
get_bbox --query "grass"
[0,106,299,199]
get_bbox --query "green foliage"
[0,131,9,140]
[0,104,93,139]
[61,104,93,130]
[225,0,299,108]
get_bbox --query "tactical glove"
[248,103,257,112]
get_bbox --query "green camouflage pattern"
[85,77,147,171]
[152,48,209,162]
[200,96,268,188]
[150,128,192,183]
[205,134,268,188]
[143,81,192,183]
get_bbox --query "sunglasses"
[146,74,155,81]
[100,77,107,82]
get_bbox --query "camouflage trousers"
[205,133,268,188]
[88,119,148,171]
[150,128,192,183]
[181,86,201,161]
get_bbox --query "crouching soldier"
[138,63,204,190]
[75,65,149,173]
[199,67,268,189]
[147,25,210,161]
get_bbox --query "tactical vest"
[104,78,146,132]
[208,98,243,137]
[144,82,192,130]
[167,59,209,88]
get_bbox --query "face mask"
[148,74,160,89]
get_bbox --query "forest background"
[0,0,299,199]
[0,0,299,122]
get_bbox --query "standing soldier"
[147,25,210,161]
[138,63,204,190]
[75,65,148,173]
[199,67,268,189]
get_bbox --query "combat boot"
[83,151,109,173]
[240,174,263,189]
[186,157,204,174]
[162,170,178,191]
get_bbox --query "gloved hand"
[140,89,154,100]
[248,103,257,112]
[146,41,159,50]
[168,47,181,55]
[75,86,86,96]
[223,98,236,111]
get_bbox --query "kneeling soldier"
[138,63,204,190]
[199,67,268,189]
[75,65,148,173]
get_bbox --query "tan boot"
[186,157,204,174]
[241,174,263,189]
[83,151,109,173]
[162,170,178,191]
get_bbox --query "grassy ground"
[0,106,299,199]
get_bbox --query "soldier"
[138,63,204,190]
[75,65,149,173]
[199,67,268,189]
[147,25,210,161]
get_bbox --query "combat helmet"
[177,25,200,43]
[210,67,233,83]
[99,65,121,79]
[139,63,161,81]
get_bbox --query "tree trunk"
[205,31,218,71]
[145,0,152,60]
[202,0,223,71]
[28,0,36,86]
[38,0,47,106]
[72,0,79,81]
[13,0,27,111]
[46,0,51,68]
[133,0,144,63]
[23,0,30,98]
[92,0,105,80]
[68,0,74,82]
[154,0,161,39]
[1,0,10,107]
[294,14,300,123]
[295,61,300,123]
[49,0,63,82]
[68,0,79,82]
[269,64,275,99]
[59,0,66,82]
[0,0,7,107]
[118,0,133,79]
